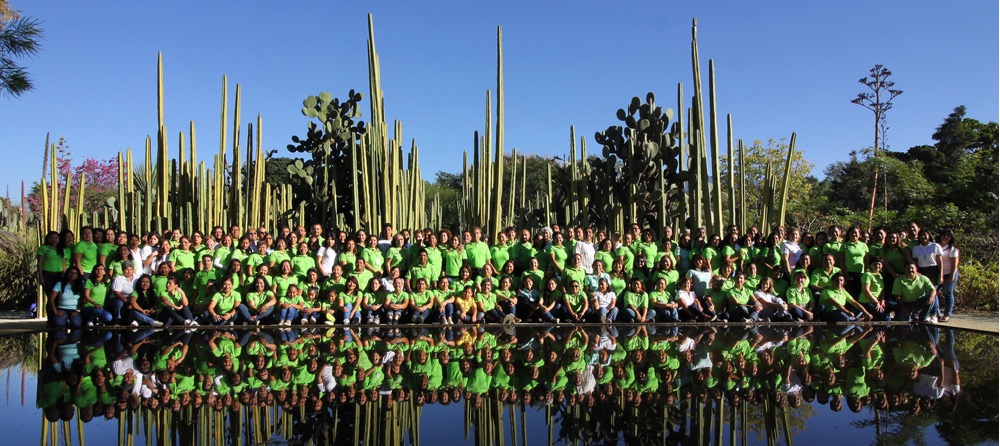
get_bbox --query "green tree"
[0,1,43,98]
[721,138,814,231]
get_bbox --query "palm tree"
[0,0,43,98]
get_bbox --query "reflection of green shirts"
[73,241,98,273]
[892,274,934,302]
[37,245,64,272]
[858,272,883,303]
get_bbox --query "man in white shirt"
[575,228,596,274]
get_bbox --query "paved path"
[0,311,995,335]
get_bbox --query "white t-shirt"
[575,241,596,274]
[317,247,338,276]
[912,243,943,268]
[112,274,139,297]
[139,245,158,275]
[940,245,959,274]
[592,290,616,310]
[676,289,697,307]
[781,241,803,269]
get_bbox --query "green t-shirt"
[407,264,436,289]
[547,244,569,271]
[490,245,510,270]
[274,275,298,299]
[410,290,434,307]
[708,288,729,312]
[161,288,186,309]
[616,246,635,272]
[859,271,883,304]
[465,242,491,269]
[810,267,841,291]
[477,292,497,311]
[323,276,346,295]
[727,286,754,306]
[520,269,544,290]
[245,290,274,309]
[622,290,648,309]
[511,242,536,270]
[843,241,868,274]
[594,251,615,274]
[83,279,109,307]
[821,288,851,307]
[291,255,317,279]
[360,247,384,272]
[563,291,588,313]
[37,245,64,272]
[211,290,241,314]
[443,247,464,277]
[73,241,98,274]
[892,274,934,303]
[785,286,812,307]
[268,250,290,268]
[562,267,587,290]
[151,275,170,298]
[648,289,671,305]
[98,243,117,264]
[636,242,658,265]
[170,249,196,271]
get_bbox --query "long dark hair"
[60,266,85,295]
[57,229,74,257]
[133,274,156,308]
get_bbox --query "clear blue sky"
[1,1,997,196]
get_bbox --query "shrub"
[956,258,999,312]
[0,230,38,310]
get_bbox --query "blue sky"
[1,1,997,195]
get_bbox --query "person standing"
[937,230,960,323]
[574,227,596,275]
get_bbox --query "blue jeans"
[654,307,680,323]
[591,306,619,322]
[279,307,299,322]
[50,309,83,328]
[105,298,127,323]
[727,305,758,322]
[408,308,432,323]
[81,306,112,324]
[897,294,939,321]
[938,271,958,317]
[862,302,899,322]
[238,304,275,323]
[162,306,195,325]
[623,308,656,323]
[129,310,158,326]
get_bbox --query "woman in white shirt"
[316,237,338,277]
[911,230,943,286]
[590,277,618,323]
[754,277,793,322]
[781,228,803,276]
[936,230,960,322]
[675,276,716,322]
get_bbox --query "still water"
[0,324,995,445]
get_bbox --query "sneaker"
[152,321,165,327]
[242,322,249,326]
[130,320,140,327]
[940,316,951,323]
[309,316,317,324]
[254,320,260,326]
[600,313,608,324]
[554,318,560,324]
[324,319,335,326]
[374,316,381,325]
[87,321,95,327]
[300,318,308,325]
[502,314,514,325]
[343,318,350,325]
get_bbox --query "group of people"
[40,324,961,426]
[37,219,959,328]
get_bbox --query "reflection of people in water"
[32,324,970,442]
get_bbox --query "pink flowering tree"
[27,138,119,221]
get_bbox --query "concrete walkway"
[928,312,999,334]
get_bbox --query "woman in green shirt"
[338,238,359,275]
[81,263,113,325]
[859,257,898,321]
[785,270,815,321]
[238,276,276,325]
[267,238,291,270]
[339,277,364,324]
[408,278,436,324]
[169,236,196,274]
[594,239,616,276]
[273,260,298,300]
[725,271,760,322]
[547,232,569,274]
[621,278,652,323]
[648,277,679,322]
[207,275,241,325]
[37,231,65,293]
[819,273,872,323]
[160,276,196,326]
[98,228,118,268]
[531,278,561,323]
